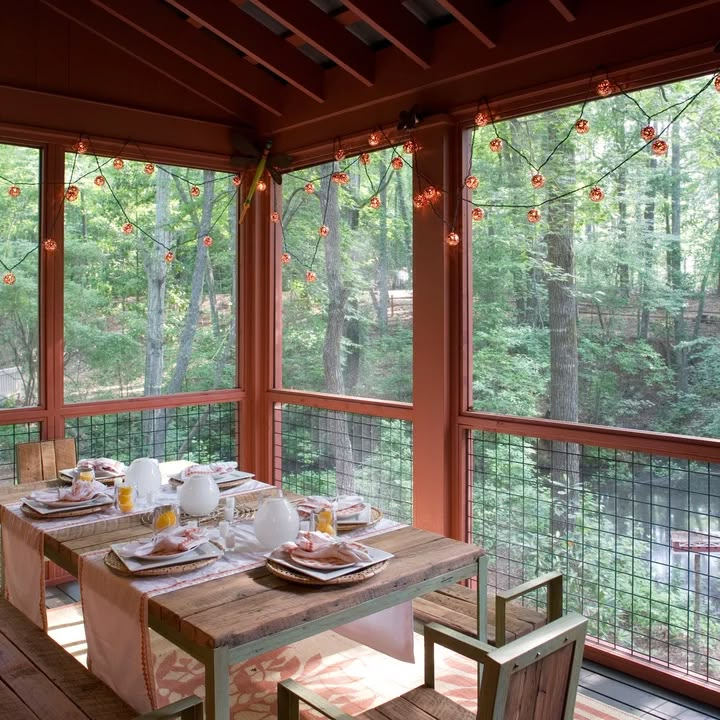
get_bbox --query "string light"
[471,207,485,221]
[73,138,89,154]
[203,235,213,247]
[368,132,381,147]
[527,208,541,223]
[447,232,460,246]
[575,118,590,134]
[304,182,315,194]
[3,272,16,285]
[164,251,174,262]
[144,163,155,175]
[369,196,381,209]
[306,270,317,283]
[531,173,545,189]
[122,222,134,234]
[334,148,346,161]
[715,75,720,92]
[413,193,427,209]
[256,179,267,192]
[319,225,329,236]
[423,186,440,200]
[489,138,503,153]
[65,185,79,201]
[465,176,479,190]
[359,152,371,165]
[271,211,280,223]
[402,140,418,154]
[112,158,124,170]
[391,157,404,170]
[232,175,242,186]
[596,79,614,97]
[8,185,20,197]
[474,111,490,127]
[94,175,106,187]
[640,125,656,141]
[190,185,200,197]
[652,139,669,156]
[43,238,57,251]
[281,252,291,265]
[589,186,605,202]
[331,172,349,184]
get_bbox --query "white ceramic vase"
[254,495,300,548]
[177,471,221,516]
[125,458,162,502]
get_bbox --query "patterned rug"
[46,603,637,719]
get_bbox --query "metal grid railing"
[0,422,41,485]
[468,430,720,684]
[275,404,413,523]
[65,403,238,465]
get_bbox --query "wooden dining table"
[3,486,487,720]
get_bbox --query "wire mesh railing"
[468,429,720,684]
[0,422,41,485]
[65,402,239,466]
[275,403,413,523]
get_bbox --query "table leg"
[205,646,231,720]
[476,554,488,643]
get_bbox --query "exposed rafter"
[88,0,284,116]
[548,0,577,22]
[40,0,250,120]
[165,0,325,102]
[251,0,375,87]
[342,0,432,69]
[434,0,497,48]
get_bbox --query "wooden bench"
[413,571,563,646]
[0,598,202,720]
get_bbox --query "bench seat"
[413,571,563,646]
[0,598,201,720]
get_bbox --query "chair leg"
[278,681,300,720]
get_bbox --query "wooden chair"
[414,570,564,646]
[16,438,77,483]
[278,612,588,720]
[14,438,78,584]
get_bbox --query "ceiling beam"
[342,0,432,69]
[548,0,577,22]
[165,0,325,102]
[251,0,375,87]
[434,0,497,48]
[88,0,284,116]
[40,0,250,120]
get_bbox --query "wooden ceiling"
[12,0,720,152]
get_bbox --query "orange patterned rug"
[151,630,639,720]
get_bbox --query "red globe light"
[306,270,317,283]
[531,174,545,189]
[144,163,155,175]
[640,125,656,142]
[113,158,124,170]
[596,79,613,97]
[527,208,541,223]
[43,238,57,251]
[575,119,590,135]
[369,196,382,209]
[465,176,479,190]
[122,222,134,234]
[447,232,460,246]
[589,186,605,202]
[489,138,503,153]
[94,175,106,187]
[190,185,200,197]
[391,157,404,170]
[471,207,485,222]
[8,185,21,198]
[652,139,668,156]
[474,111,490,127]
[203,235,213,247]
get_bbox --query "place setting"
[168,461,255,491]
[21,477,114,519]
[105,508,224,576]
[58,457,127,485]
[295,494,383,533]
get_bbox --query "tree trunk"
[376,181,389,329]
[616,164,630,297]
[319,167,355,494]
[638,157,657,340]
[166,170,216,394]
[545,116,580,537]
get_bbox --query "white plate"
[290,554,358,570]
[59,467,125,482]
[110,541,223,572]
[22,494,113,515]
[270,545,393,582]
[119,540,199,561]
[170,470,255,485]
[36,494,109,509]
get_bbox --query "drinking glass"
[152,504,178,535]
[115,481,136,513]
[310,498,337,536]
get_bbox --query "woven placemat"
[337,507,383,533]
[265,558,388,586]
[104,547,222,577]
[21,501,113,520]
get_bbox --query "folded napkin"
[280,531,372,564]
[296,495,370,523]
[32,479,108,505]
[77,457,127,474]
[209,461,238,476]
[133,527,207,558]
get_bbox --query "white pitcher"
[254,493,300,548]
[177,469,220,517]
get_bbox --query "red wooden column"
[412,119,463,536]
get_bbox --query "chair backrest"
[477,613,587,720]
[15,439,77,483]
